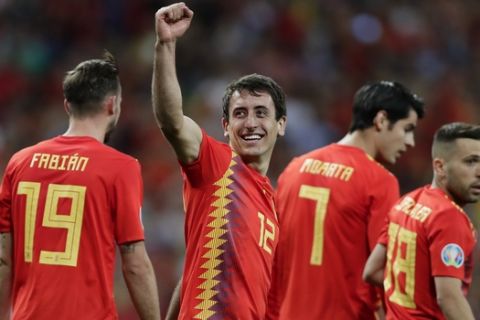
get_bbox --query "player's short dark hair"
[432,122,480,158]
[222,74,286,121]
[63,51,120,117]
[348,81,425,132]
[434,122,480,143]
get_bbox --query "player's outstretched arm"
[120,241,160,320]
[0,233,12,320]
[363,243,387,287]
[165,277,182,320]
[152,2,202,164]
[434,277,474,320]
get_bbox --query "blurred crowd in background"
[1,0,480,318]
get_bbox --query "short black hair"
[434,122,480,143]
[349,81,425,132]
[432,122,480,159]
[63,51,120,117]
[222,74,286,121]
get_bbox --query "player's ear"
[432,157,446,178]
[64,99,72,115]
[373,110,388,132]
[222,117,229,138]
[277,116,287,137]
[105,95,116,115]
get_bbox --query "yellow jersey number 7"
[298,185,330,266]
[17,181,86,267]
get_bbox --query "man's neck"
[240,154,269,176]
[337,130,377,159]
[431,178,465,208]
[64,119,106,143]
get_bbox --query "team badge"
[441,243,464,268]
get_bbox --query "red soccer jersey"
[0,136,144,320]
[380,186,476,319]
[267,144,399,320]
[178,132,278,320]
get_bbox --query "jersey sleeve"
[181,130,231,187]
[427,209,475,279]
[367,173,400,250]
[113,158,144,244]
[0,162,13,233]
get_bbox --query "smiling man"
[151,3,286,320]
[267,81,424,320]
[364,122,480,320]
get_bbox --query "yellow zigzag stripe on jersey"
[194,156,237,320]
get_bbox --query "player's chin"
[239,140,263,150]
[239,148,262,157]
[237,145,265,158]
[385,155,397,165]
[391,150,406,163]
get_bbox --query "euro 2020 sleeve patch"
[441,243,464,268]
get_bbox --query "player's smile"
[223,89,286,164]
[242,133,263,140]
[241,132,265,144]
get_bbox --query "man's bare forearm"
[166,278,182,320]
[121,242,160,320]
[152,40,184,134]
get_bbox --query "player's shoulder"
[203,132,231,152]
[420,188,471,225]
[362,155,397,186]
[95,143,140,168]
[278,148,319,179]
[8,138,54,164]
[286,144,332,166]
[360,152,391,173]
[192,130,230,161]
[425,206,474,241]
[430,202,468,223]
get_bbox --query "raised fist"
[155,2,194,43]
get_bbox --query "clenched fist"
[155,2,194,43]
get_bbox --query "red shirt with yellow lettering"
[267,144,399,320]
[0,136,144,320]
[379,186,476,319]
[178,131,278,320]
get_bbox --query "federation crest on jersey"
[441,243,464,268]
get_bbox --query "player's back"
[1,136,142,320]
[269,144,399,320]
[384,186,476,319]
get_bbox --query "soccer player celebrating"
[267,81,425,319]
[364,122,479,320]
[152,3,287,320]
[0,53,160,320]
